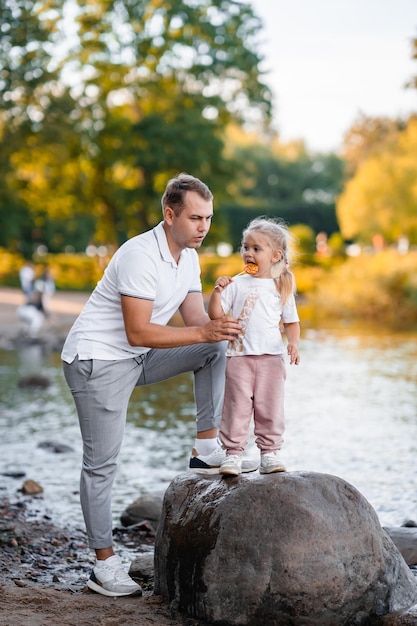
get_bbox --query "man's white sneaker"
[189,445,227,474]
[260,452,287,474]
[189,444,258,474]
[220,454,242,476]
[87,555,142,597]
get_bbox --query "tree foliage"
[341,113,406,178]
[218,129,344,250]
[4,1,414,257]
[0,0,99,254]
[0,0,272,252]
[337,116,417,244]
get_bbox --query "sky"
[250,0,417,153]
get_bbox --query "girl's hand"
[287,343,300,365]
[214,276,233,292]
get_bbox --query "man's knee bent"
[201,341,227,368]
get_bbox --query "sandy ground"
[0,288,193,626]
[0,585,184,626]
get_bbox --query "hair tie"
[285,263,289,270]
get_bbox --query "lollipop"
[233,263,259,278]
[244,262,259,275]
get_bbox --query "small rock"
[37,441,74,454]
[1,471,26,478]
[18,374,51,389]
[384,527,417,565]
[20,479,43,495]
[120,493,164,531]
[129,551,155,580]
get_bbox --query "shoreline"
[0,289,188,626]
[0,287,89,336]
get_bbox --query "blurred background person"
[19,261,35,302]
[16,265,55,337]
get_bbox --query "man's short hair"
[161,173,213,216]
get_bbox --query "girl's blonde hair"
[241,216,296,304]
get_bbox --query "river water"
[1,326,417,532]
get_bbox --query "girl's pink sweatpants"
[220,354,286,455]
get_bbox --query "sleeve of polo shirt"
[188,250,204,293]
[115,245,159,301]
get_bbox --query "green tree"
[0,0,272,252]
[341,114,405,178]
[0,0,96,255]
[218,131,344,250]
[337,116,417,245]
[0,0,61,255]
[64,0,273,245]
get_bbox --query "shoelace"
[98,560,131,581]
[111,567,132,581]
[262,454,279,464]
[223,455,241,464]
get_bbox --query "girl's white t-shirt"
[61,222,202,362]
[220,275,299,356]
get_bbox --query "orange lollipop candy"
[244,263,259,275]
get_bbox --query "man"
[62,173,257,598]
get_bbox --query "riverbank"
[0,288,191,626]
[2,288,417,625]
[0,495,177,626]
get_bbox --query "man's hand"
[201,316,242,343]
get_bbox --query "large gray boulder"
[154,472,417,626]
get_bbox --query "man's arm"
[121,293,241,348]
[178,291,210,326]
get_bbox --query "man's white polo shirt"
[61,222,202,362]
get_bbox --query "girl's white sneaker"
[219,454,242,476]
[260,452,286,474]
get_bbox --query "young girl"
[208,217,300,476]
